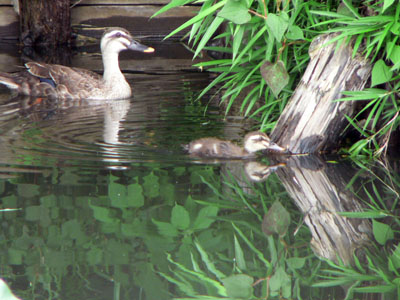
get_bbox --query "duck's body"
[0,27,154,100]
[185,131,287,158]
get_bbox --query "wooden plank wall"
[0,0,201,73]
[0,0,198,41]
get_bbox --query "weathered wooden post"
[18,0,71,47]
[272,155,372,265]
[271,33,371,154]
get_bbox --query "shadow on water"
[0,43,399,300]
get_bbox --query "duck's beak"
[128,40,155,53]
[266,142,287,153]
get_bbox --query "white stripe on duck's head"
[100,27,155,55]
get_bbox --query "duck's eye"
[115,32,122,38]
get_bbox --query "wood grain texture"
[0,3,197,40]
[72,0,171,4]
[271,33,371,154]
[273,155,372,265]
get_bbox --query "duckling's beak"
[265,142,287,153]
[128,40,155,53]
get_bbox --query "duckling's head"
[243,131,286,153]
[101,27,155,55]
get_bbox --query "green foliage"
[155,0,400,155]
[154,0,323,125]
[373,219,394,245]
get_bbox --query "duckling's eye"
[115,32,122,38]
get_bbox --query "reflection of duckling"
[0,27,154,99]
[244,161,286,182]
[185,131,287,158]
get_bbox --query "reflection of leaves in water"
[222,274,253,298]
[193,206,219,230]
[109,174,144,208]
[171,204,190,230]
[269,266,291,298]
[143,172,160,198]
[262,200,290,236]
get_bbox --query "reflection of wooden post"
[275,156,372,265]
[19,0,71,47]
[271,33,371,154]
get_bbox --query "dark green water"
[0,46,398,300]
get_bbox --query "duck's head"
[100,27,155,55]
[244,131,287,153]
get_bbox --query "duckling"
[0,27,154,100]
[244,161,286,182]
[185,131,287,158]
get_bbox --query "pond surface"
[0,42,398,300]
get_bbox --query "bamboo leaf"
[383,0,396,13]
[151,0,193,18]
[164,0,228,40]
[194,17,225,58]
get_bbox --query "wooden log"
[271,33,372,154]
[274,155,372,265]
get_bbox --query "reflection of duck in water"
[244,161,286,182]
[184,131,287,158]
[0,27,154,100]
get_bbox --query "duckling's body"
[185,131,287,158]
[0,27,154,100]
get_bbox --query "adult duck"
[0,27,154,99]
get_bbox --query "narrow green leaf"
[166,253,227,296]
[383,0,395,13]
[234,235,247,270]
[232,223,271,268]
[194,241,225,280]
[354,284,396,293]
[151,0,193,18]
[164,0,228,40]
[232,25,245,61]
[341,0,361,18]
[232,26,267,68]
[157,271,197,296]
[194,16,225,58]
